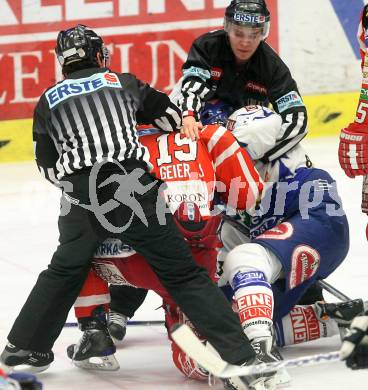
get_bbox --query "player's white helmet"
[226,105,282,160]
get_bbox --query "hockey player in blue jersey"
[200,101,361,390]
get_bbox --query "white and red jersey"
[137,125,262,218]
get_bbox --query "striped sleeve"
[180,37,212,118]
[262,109,307,162]
[152,102,182,132]
[200,124,263,211]
[136,81,182,132]
[265,49,308,162]
[33,100,61,186]
[180,78,211,119]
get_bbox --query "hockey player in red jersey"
[339,4,368,370]
[338,3,368,235]
[67,104,264,379]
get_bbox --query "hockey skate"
[67,307,119,371]
[315,298,366,338]
[223,336,287,390]
[0,343,53,374]
[107,310,128,344]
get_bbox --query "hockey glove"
[341,313,368,369]
[339,123,368,177]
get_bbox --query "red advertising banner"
[0,0,278,121]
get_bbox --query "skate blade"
[249,379,268,390]
[2,363,50,374]
[250,373,285,390]
[275,368,291,386]
[72,355,120,371]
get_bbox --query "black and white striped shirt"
[33,67,181,184]
[181,30,308,162]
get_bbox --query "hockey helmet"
[200,100,234,126]
[174,202,202,223]
[224,0,270,39]
[55,24,108,67]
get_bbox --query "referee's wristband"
[182,110,199,121]
[182,110,195,118]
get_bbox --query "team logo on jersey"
[245,81,267,95]
[183,66,210,82]
[256,222,294,240]
[46,71,122,109]
[289,245,320,289]
[275,91,304,113]
[93,260,135,286]
[94,239,136,258]
[210,67,223,81]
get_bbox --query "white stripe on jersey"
[61,152,74,175]
[47,168,60,185]
[92,93,115,161]
[39,167,59,185]
[206,126,227,153]
[115,91,134,160]
[182,81,209,112]
[270,133,306,161]
[80,96,104,162]
[60,106,82,171]
[280,111,306,142]
[69,99,92,167]
[182,80,202,94]
[166,106,182,128]
[74,294,111,308]
[154,116,174,133]
[104,89,126,163]
[214,141,239,168]
[237,151,262,203]
[349,144,358,169]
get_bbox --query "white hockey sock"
[232,270,274,341]
[278,304,339,346]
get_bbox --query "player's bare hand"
[181,116,202,141]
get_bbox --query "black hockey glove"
[340,313,368,369]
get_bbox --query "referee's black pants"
[7,166,255,365]
[109,285,148,318]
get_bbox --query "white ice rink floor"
[1,136,368,389]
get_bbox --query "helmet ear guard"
[102,45,110,67]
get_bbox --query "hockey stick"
[363,176,368,241]
[317,280,351,302]
[64,320,164,328]
[171,324,341,378]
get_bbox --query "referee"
[1,25,255,376]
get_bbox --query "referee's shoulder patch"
[45,71,122,109]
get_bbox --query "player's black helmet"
[55,24,107,69]
[224,0,270,39]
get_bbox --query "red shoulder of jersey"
[200,124,263,211]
